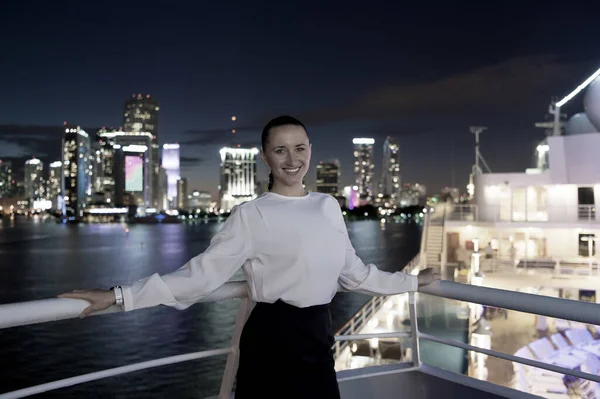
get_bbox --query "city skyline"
[1,3,600,197]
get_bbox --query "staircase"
[424,223,444,268]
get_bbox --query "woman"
[59,115,439,398]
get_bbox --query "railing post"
[408,292,420,367]
[218,298,253,399]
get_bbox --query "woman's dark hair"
[261,115,307,191]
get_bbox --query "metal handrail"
[444,203,599,223]
[2,279,600,398]
[332,254,420,358]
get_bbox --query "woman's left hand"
[417,268,440,288]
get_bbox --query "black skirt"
[235,300,341,399]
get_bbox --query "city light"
[352,138,375,145]
[163,143,180,149]
[122,145,148,152]
[88,208,128,214]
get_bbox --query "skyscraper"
[97,128,154,208]
[0,160,13,198]
[62,125,91,219]
[24,158,44,205]
[162,143,180,207]
[378,137,401,200]
[48,161,62,210]
[352,138,375,204]
[316,160,340,195]
[177,178,188,210]
[123,94,160,207]
[219,147,259,211]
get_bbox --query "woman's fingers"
[79,305,95,319]
[57,292,90,300]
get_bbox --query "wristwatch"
[110,286,124,307]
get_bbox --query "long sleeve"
[336,208,418,295]
[121,205,252,311]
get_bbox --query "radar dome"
[584,76,600,130]
[565,112,597,135]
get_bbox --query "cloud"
[0,124,98,159]
[179,156,204,167]
[298,55,592,127]
[182,125,261,147]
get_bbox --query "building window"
[579,234,596,257]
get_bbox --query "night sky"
[1,1,599,198]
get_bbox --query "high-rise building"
[158,166,168,211]
[123,94,160,208]
[162,143,180,207]
[62,125,91,219]
[352,138,375,204]
[316,160,340,195]
[188,190,212,212]
[219,147,259,211]
[24,158,44,205]
[177,178,188,210]
[47,161,62,210]
[0,160,13,198]
[379,137,401,199]
[97,128,154,208]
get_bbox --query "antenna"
[467,126,491,201]
[469,126,490,175]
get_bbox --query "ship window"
[526,186,548,221]
[512,188,526,221]
[579,233,596,257]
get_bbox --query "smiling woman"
[260,115,311,196]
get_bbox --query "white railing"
[2,276,600,398]
[444,204,598,223]
[332,254,421,358]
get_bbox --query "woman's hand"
[417,268,440,288]
[57,289,116,318]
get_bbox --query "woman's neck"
[270,183,307,197]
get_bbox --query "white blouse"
[121,192,418,311]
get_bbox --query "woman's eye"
[297,147,305,152]
[276,149,285,154]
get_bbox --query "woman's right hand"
[57,289,116,318]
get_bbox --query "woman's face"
[261,124,311,188]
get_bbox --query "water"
[0,218,432,398]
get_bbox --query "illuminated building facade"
[219,147,259,211]
[177,178,188,210]
[62,125,91,219]
[97,129,154,208]
[0,160,13,198]
[48,161,62,210]
[316,160,340,195]
[25,158,44,206]
[189,190,212,212]
[162,143,180,206]
[352,138,375,204]
[123,94,160,207]
[379,137,401,199]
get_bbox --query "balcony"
[2,279,600,398]
[445,204,598,224]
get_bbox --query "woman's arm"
[334,204,436,295]
[121,204,253,311]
